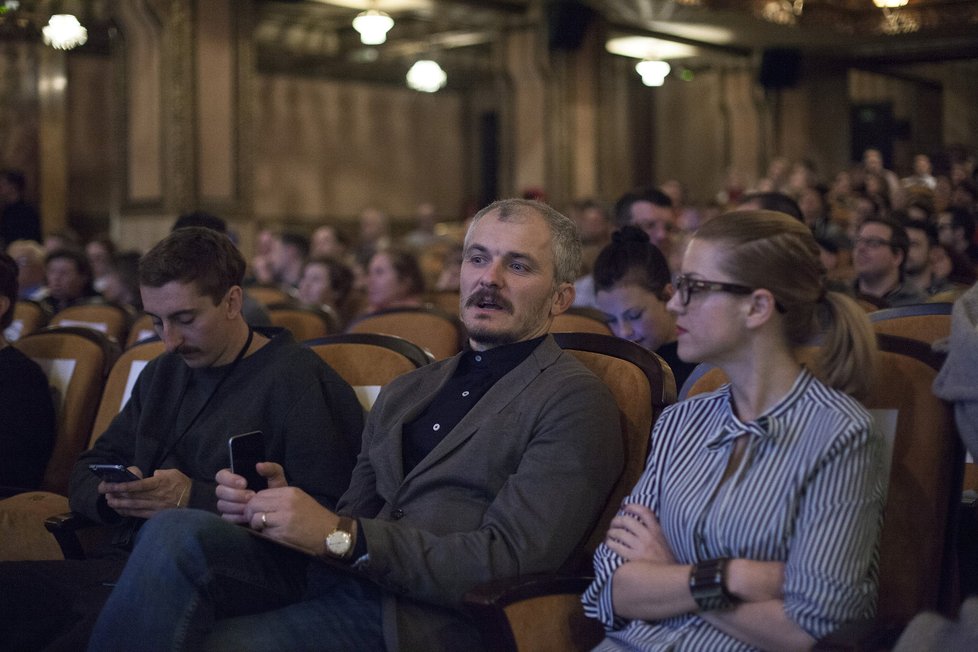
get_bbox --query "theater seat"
[550,307,614,336]
[0,328,118,560]
[346,306,466,360]
[50,302,132,345]
[267,303,335,342]
[464,333,676,650]
[305,333,433,411]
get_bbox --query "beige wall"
[251,74,468,225]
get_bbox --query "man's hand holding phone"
[94,466,193,519]
[215,462,287,524]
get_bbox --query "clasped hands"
[215,462,339,556]
[606,503,785,603]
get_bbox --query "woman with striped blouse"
[583,210,886,650]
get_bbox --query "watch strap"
[689,557,736,611]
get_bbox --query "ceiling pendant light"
[352,9,394,46]
[635,59,671,87]
[42,13,88,50]
[872,0,908,7]
[406,60,447,93]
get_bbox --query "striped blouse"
[582,368,885,651]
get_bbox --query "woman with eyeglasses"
[583,210,885,650]
[592,226,697,389]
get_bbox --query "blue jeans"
[87,509,384,651]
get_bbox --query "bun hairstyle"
[593,225,671,300]
[694,209,876,398]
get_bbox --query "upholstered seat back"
[13,327,118,494]
[347,306,465,360]
[305,333,433,411]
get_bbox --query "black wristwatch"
[689,557,737,611]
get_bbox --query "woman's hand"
[605,503,676,564]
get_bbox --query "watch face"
[326,530,352,556]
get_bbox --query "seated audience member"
[271,231,310,292]
[571,198,617,309]
[902,153,938,192]
[100,251,143,312]
[0,227,363,650]
[903,219,953,297]
[42,229,81,255]
[296,256,356,329]
[592,226,697,389]
[660,180,701,235]
[571,197,614,273]
[87,199,623,651]
[433,243,464,292]
[933,243,977,292]
[364,246,425,313]
[400,201,441,252]
[86,235,117,294]
[614,188,677,268]
[0,252,56,489]
[354,206,392,266]
[937,208,978,266]
[310,224,350,261]
[40,247,101,314]
[6,239,47,300]
[934,281,978,459]
[852,216,924,307]
[583,209,885,650]
[172,211,271,327]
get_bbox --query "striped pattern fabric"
[582,369,885,651]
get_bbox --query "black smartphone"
[89,463,141,483]
[229,430,268,491]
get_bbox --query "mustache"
[465,289,513,312]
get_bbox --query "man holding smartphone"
[0,226,363,650]
[90,199,624,651]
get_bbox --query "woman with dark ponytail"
[592,226,697,388]
[584,210,885,651]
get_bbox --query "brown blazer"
[337,335,623,650]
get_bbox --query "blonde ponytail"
[812,291,877,399]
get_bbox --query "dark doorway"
[851,102,895,166]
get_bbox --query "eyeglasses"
[672,273,756,306]
[672,273,787,313]
[853,237,894,249]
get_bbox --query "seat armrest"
[815,617,907,651]
[44,511,98,560]
[463,574,602,652]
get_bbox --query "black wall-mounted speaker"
[547,0,593,52]
[758,48,802,89]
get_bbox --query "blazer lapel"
[380,355,463,486]
[401,336,562,484]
